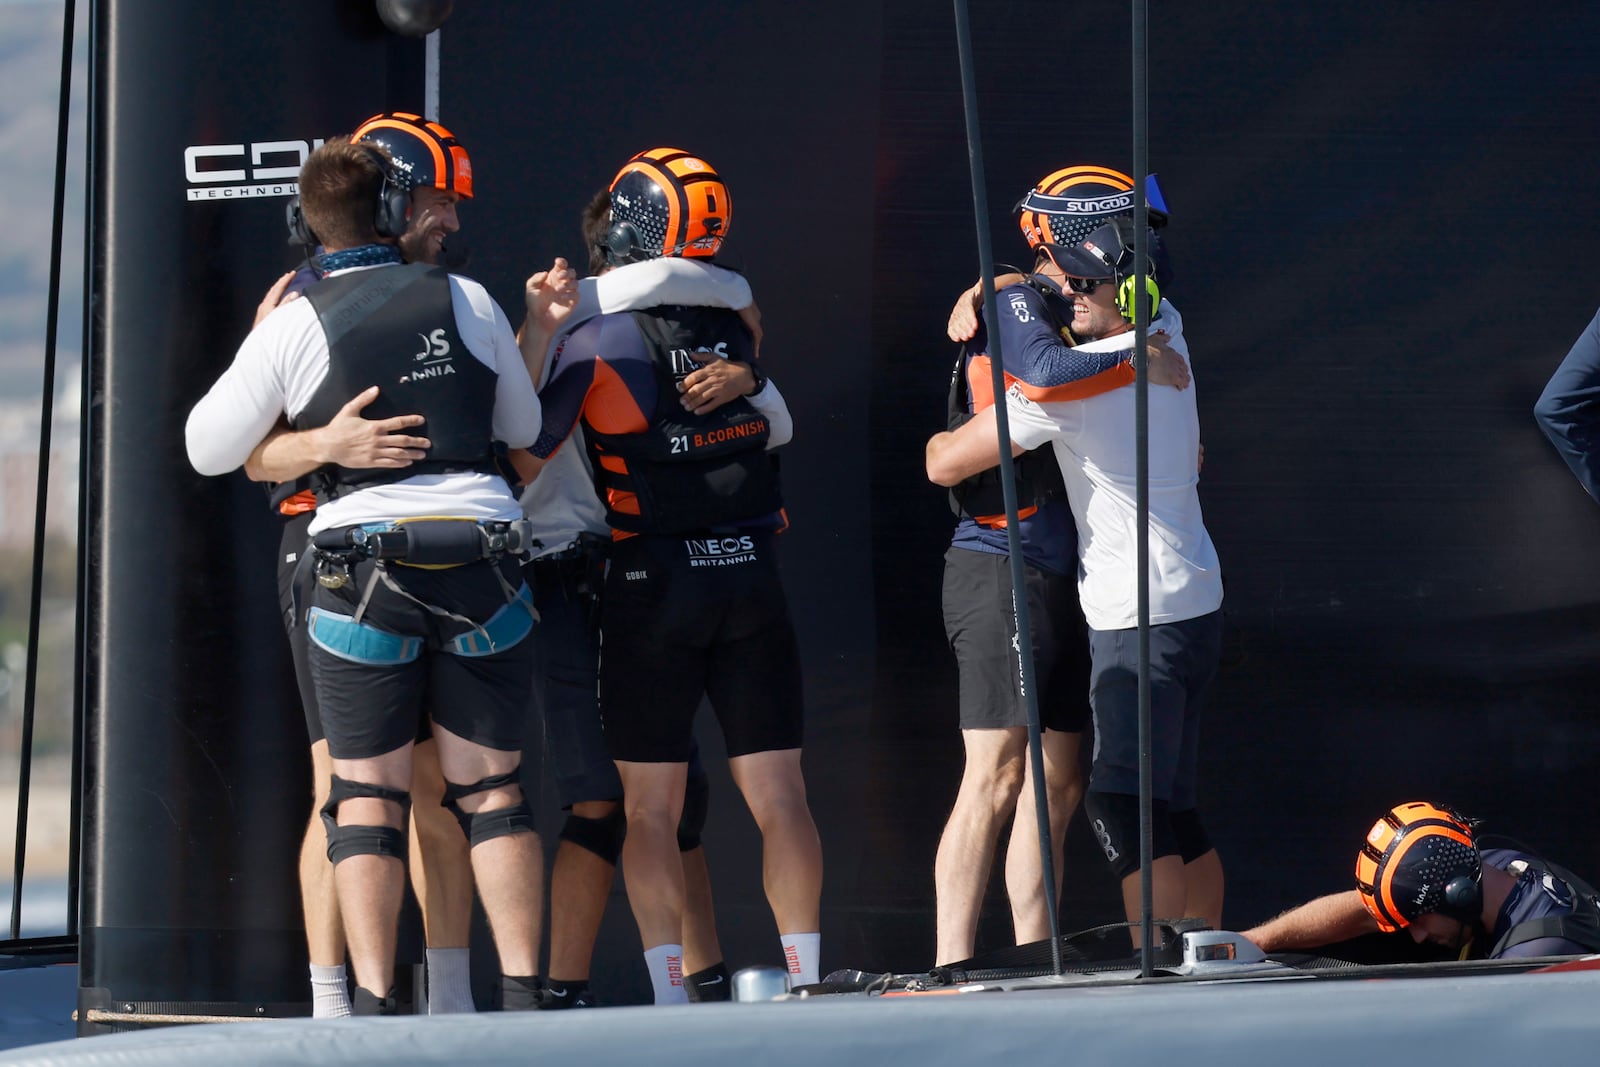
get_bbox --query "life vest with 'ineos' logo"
[947,276,1070,525]
[583,306,782,535]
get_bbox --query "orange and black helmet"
[1015,165,1167,255]
[353,111,473,198]
[605,147,730,265]
[1355,801,1482,932]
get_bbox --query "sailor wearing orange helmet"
[1243,801,1600,960]
[516,149,823,1003]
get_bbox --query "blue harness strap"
[449,582,537,657]
[307,605,423,665]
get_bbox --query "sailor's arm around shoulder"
[925,405,1022,486]
[186,323,298,477]
[745,372,793,449]
[1238,890,1380,953]
[592,257,753,313]
[242,387,430,482]
[947,271,1028,342]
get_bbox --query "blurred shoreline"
[1,752,73,877]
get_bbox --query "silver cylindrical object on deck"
[731,966,790,1002]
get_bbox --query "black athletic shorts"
[308,553,536,761]
[528,541,624,806]
[279,512,432,750]
[941,545,1090,733]
[276,512,322,743]
[1087,610,1222,806]
[600,531,803,763]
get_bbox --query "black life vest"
[292,264,498,501]
[583,306,782,535]
[1486,849,1600,958]
[947,277,1071,523]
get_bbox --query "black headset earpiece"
[1442,873,1483,920]
[604,219,641,266]
[285,194,317,247]
[365,146,410,240]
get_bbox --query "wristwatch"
[745,361,768,396]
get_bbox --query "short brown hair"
[298,136,388,250]
[581,188,612,275]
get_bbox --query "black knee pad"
[1171,807,1212,863]
[560,807,626,865]
[1084,791,1179,880]
[677,771,710,853]
[321,775,411,865]
[464,801,536,847]
[443,770,535,847]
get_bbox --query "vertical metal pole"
[1131,0,1154,978]
[952,0,1063,976]
[420,22,442,1005]
[68,0,92,943]
[424,29,441,122]
[11,0,77,944]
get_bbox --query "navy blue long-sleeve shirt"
[1534,306,1600,503]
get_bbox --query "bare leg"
[680,846,723,975]
[547,799,620,981]
[1006,729,1084,944]
[614,761,690,951]
[300,740,345,967]
[329,743,414,997]
[1120,855,1188,949]
[1182,848,1225,930]
[932,728,1025,965]
[726,749,822,934]
[408,738,474,949]
[431,722,542,978]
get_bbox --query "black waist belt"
[314,518,538,567]
[532,531,611,567]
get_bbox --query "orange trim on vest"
[278,489,317,516]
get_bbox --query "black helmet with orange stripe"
[605,148,730,266]
[353,111,473,199]
[1355,801,1483,932]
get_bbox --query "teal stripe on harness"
[449,582,536,657]
[307,606,423,666]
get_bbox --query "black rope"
[1131,0,1154,978]
[952,0,1062,976]
[10,0,77,943]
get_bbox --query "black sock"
[540,977,592,1009]
[499,974,544,1012]
[351,986,400,1016]
[684,962,731,1002]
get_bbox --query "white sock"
[310,963,352,1019]
[643,944,689,1004]
[780,932,821,986]
[425,947,476,1014]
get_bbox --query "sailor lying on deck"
[1242,801,1600,961]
